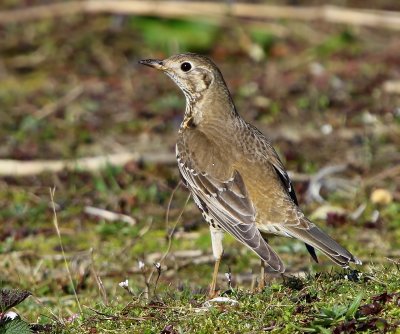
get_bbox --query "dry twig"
[85,306,152,321]
[145,182,188,294]
[89,248,109,306]
[1,1,400,30]
[382,80,400,94]
[35,85,84,120]
[49,188,83,315]
[84,206,136,225]
[306,164,357,203]
[0,151,175,176]
[363,165,400,187]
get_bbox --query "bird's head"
[139,53,226,101]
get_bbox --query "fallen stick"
[0,151,176,176]
[84,206,136,225]
[1,1,400,30]
[382,80,400,94]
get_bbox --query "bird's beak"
[139,59,166,70]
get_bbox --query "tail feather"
[305,243,319,263]
[285,220,361,267]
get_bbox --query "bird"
[139,53,361,296]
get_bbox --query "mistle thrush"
[140,53,361,295]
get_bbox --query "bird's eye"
[181,62,192,72]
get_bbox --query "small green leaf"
[0,318,32,334]
[345,293,363,319]
[315,326,331,334]
[129,17,218,52]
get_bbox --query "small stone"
[320,124,333,135]
[310,205,346,220]
[370,189,393,205]
[202,297,239,308]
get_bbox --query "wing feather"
[248,123,319,263]
[176,138,285,273]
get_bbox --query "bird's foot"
[208,285,220,299]
[257,278,266,292]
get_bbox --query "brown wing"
[177,129,285,272]
[242,123,360,267]
[258,133,319,263]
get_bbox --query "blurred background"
[0,0,399,324]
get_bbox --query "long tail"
[284,219,362,267]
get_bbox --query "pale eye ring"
[181,62,192,72]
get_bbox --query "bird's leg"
[209,226,224,298]
[210,257,221,297]
[258,260,266,290]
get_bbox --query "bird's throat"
[181,84,238,131]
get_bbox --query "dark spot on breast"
[202,73,213,88]
[186,116,196,129]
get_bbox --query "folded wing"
[177,131,285,272]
